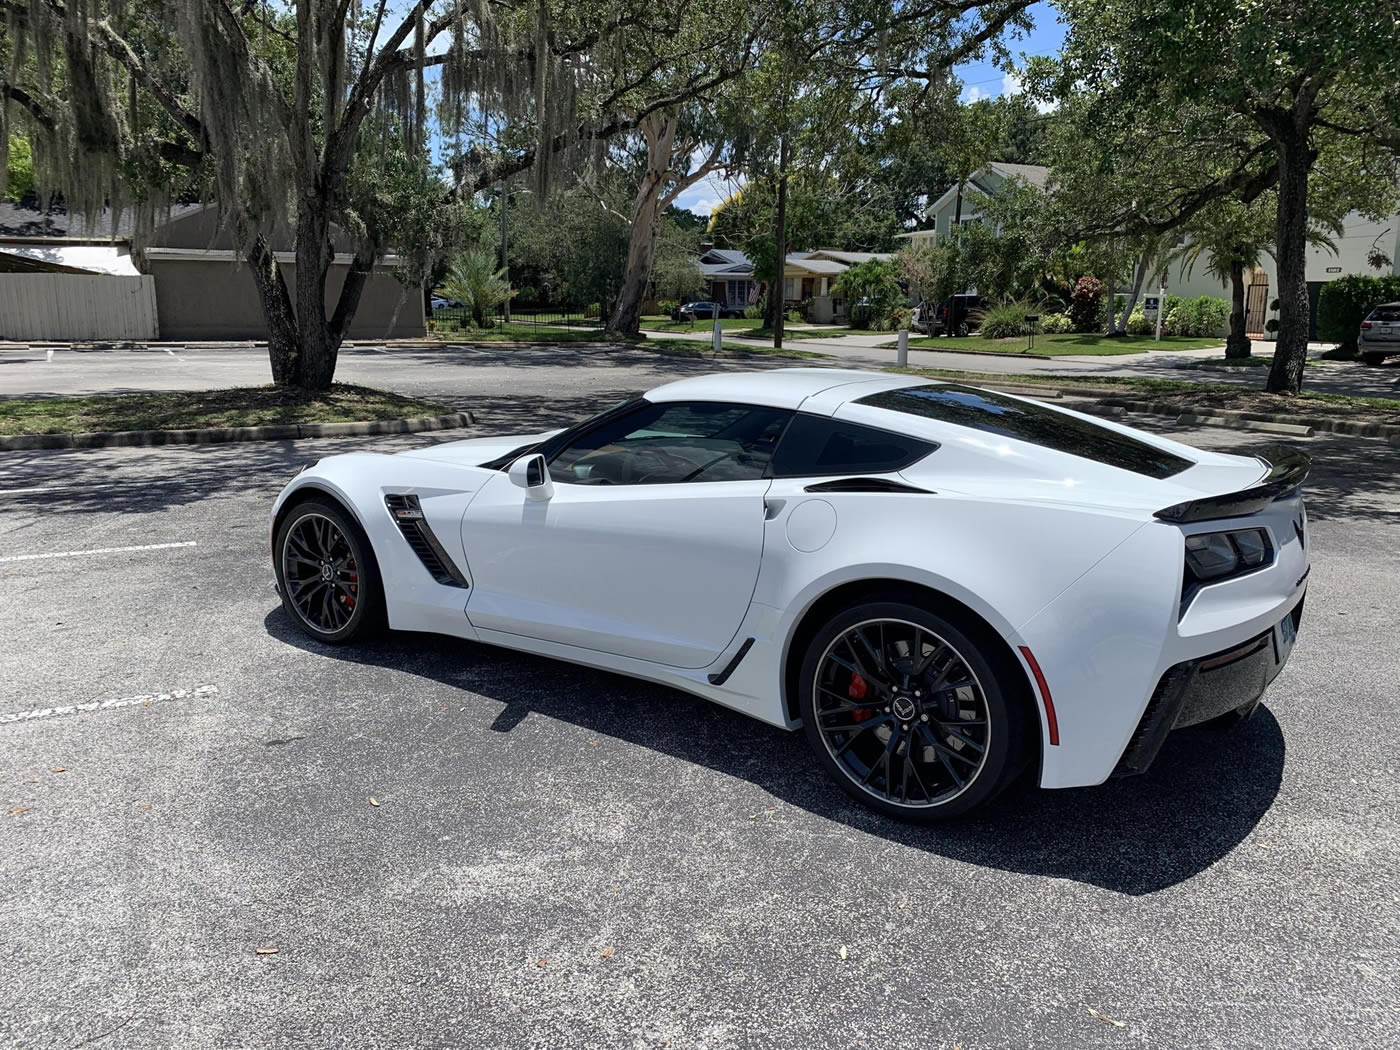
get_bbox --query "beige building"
[0,201,424,342]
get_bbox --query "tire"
[274,497,385,644]
[1361,352,1388,365]
[798,599,1031,822]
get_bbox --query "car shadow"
[264,610,1284,896]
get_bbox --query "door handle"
[764,499,786,520]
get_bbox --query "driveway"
[2,393,1397,1048]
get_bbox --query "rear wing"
[1154,445,1310,523]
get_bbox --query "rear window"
[1367,306,1400,323]
[855,384,1193,479]
[770,414,935,477]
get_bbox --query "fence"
[0,273,159,341]
[428,304,604,334]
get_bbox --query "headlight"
[1184,528,1272,582]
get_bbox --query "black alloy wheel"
[275,498,383,643]
[799,600,1029,821]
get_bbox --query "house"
[0,198,424,342]
[898,162,1050,247]
[896,162,1400,337]
[694,243,896,322]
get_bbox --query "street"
[2,361,1397,1049]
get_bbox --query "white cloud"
[673,172,745,217]
[1001,67,1057,114]
[963,84,990,103]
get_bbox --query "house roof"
[0,243,140,276]
[0,198,204,241]
[785,255,847,275]
[802,250,894,265]
[922,162,1050,219]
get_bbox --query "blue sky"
[673,1,1066,217]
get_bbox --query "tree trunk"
[1225,257,1250,358]
[294,200,339,391]
[1118,245,1154,333]
[609,116,674,336]
[246,235,302,387]
[1266,128,1313,394]
[1104,270,1116,336]
[771,133,790,349]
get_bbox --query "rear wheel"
[798,600,1030,822]
[274,498,384,644]
[1361,352,1388,365]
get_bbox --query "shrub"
[657,298,678,317]
[977,300,1037,338]
[890,306,913,331]
[1039,312,1073,334]
[1164,295,1230,337]
[1125,307,1154,336]
[786,309,802,323]
[1317,274,1400,350]
[743,303,765,320]
[585,302,601,318]
[1068,276,1105,332]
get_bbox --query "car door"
[460,400,792,669]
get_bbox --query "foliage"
[442,250,515,329]
[1317,275,1400,349]
[3,135,34,200]
[1068,277,1105,333]
[657,299,679,316]
[977,301,1037,338]
[832,258,904,329]
[897,241,939,301]
[507,188,631,309]
[1164,297,1230,338]
[1039,312,1074,334]
[744,302,765,320]
[1125,307,1154,336]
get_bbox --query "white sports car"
[270,369,1309,821]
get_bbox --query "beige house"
[0,200,424,342]
[696,244,895,323]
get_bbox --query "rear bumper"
[1113,593,1304,776]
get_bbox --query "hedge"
[1317,275,1400,350]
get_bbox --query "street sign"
[1144,296,1160,317]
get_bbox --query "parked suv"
[913,294,986,337]
[1359,302,1400,364]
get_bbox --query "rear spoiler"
[1154,445,1311,523]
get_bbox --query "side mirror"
[508,453,554,501]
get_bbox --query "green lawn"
[0,384,453,436]
[887,333,1223,356]
[432,322,610,342]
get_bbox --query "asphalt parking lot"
[2,383,1398,1048]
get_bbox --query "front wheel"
[1360,352,1388,365]
[798,600,1031,822]
[274,498,384,644]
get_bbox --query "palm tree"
[442,250,515,329]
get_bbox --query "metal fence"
[428,304,604,333]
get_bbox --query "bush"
[1039,312,1073,334]
[977,300,1037,338]
[1125,307,1154,336]
[1068,277,1105,332]
[1317,275,1400,349]
[743,303,764,320]
[657,298,678,317]
[1165,295,1230,337]
[786,309,802,323]
[890,306,913,331]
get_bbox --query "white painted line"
[0,540,197,564]
[46,349,54,363]
[0,486,66,495]
[0,684,219,727]
[164,348,185,364]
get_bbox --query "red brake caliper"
[343,554,357,610]
[848,673,872,721]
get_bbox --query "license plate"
[1276,609,1298,662]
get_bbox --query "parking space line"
[1,684,219,726]
[0,540,197,563]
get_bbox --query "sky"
[671,1,1067,219]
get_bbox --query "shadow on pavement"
[264,610,1284,897]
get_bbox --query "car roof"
[645,368,924,411]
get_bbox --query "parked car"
[1358,302,1400,364]
[674,301,741,321]
[430,293,464,310]
[914,294,987,337]
[270,369,1310,822]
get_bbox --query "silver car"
[1359,301,1400,364]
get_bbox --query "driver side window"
[548,401,792,485]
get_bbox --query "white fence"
[0,274,159,341]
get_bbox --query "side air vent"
[384,494,469,587]
[803,477,933,495]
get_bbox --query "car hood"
[394,430,562,467]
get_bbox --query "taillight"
[1362,321,1372,329]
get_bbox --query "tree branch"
[1,79,58,133]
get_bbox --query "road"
[2,368,1397,1049]
[3,337,1399,404]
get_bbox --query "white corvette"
[270,369,1309,820]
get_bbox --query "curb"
[881,342,1054,360]
[1073,396,1400,442]
[0,411,472,452]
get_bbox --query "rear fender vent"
[384,494,469,587]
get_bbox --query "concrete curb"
[880,342,1054,360]
[0,411,472,452]
[1070,396,1400,442]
